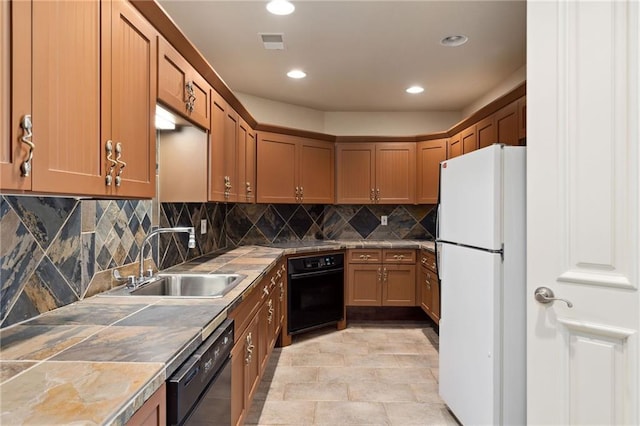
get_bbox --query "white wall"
[323,111,461,137]
[461,65,526,118]
[235,93,325,133]
[236,92,461,136]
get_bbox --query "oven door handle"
[290,268,344,280]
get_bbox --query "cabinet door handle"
[359,254,366,259]
[279,282,284,301]
[105,140,118,186]
[114,142,126,187]
[246,181,252,196]
[365,254,370,260]
[19,115,34,177]
[185,81,196,112]
[382,267,387,282]
[376,188,380,202]
[263,285,269,296]
[267,299,274,324]
[421,257,427,264]
[370,188,375,202]
[393,254,399,259]
[377,267,382,282]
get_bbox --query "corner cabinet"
[1,0,157,198]
[336,143,415,204]
[419,249,440,324]
[416,138,447,204]
[257,132,334,204]
[347,249,417,307]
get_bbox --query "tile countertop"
[0,240,434,425]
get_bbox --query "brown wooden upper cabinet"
[518,96,526,140]
[448,133,462,159]
[416,138,447,204]
[477,115,496,149]
[461,125,478,154]
[1,0,157,198]
[238,118,256,203]
[257,132,334,204]
[494,100,519,146]
[336,142,416,204]
[210,90,255,203]
[158,37,211,130]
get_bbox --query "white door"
[438,145,502,250]
[528,1,639,424]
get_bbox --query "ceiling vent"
[259,33,285,50]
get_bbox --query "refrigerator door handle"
[436,242,442,280]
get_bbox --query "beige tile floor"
[245,323,459,425]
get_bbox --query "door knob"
[534,287,573,308]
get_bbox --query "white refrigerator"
[436,144,526,425]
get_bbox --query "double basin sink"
[118,273,246,298]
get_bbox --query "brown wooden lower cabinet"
[229,259,286,426]
[418,250,440,324]
[347,249,417,307]
[126,383,166,426]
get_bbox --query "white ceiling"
[157,0,526,112]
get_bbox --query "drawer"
[348,249,382,263]
[382,249,416,264]
[420,249,437,273]
[228,278,266,342]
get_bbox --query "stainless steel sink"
[129,273,246,297]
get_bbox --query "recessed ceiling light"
[287,69,306,79]
[440,35,468,47]
[406,86,424,94]
[267,0,295,16]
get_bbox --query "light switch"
[201,219,207,234]
[381,215,388,226]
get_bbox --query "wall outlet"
[381,215,388,226]
[200,219,207,234]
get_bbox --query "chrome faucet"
[136,226,196,286]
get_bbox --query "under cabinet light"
[155,105,176,130]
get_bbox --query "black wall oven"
[287,253,344,334]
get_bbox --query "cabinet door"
[419,267,432,315]
[416,139,447,204]
[29,0,105,195]
[461,125,478,154]
[517,96,526,141]
[0,0,31,191]
[224,108,239,201]
[477,115,496,149]
[335,143,376,204]
[209,91,227,201]
[382,264,416,306]
[245,315,261,406]
[347,264,382,306]
[375,142,416,204]
[158,37,210,130]
[299,138,334,204]
[258,298,271,373]
[126,383,166,426]
[431,273,440,323]
[256,132,297,203]
[448,133,462,159]
[495,101,519,146]
[231,339,245,426]
[238,119,256,203]
[106,0,157,198]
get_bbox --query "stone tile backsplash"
[1,194,434,328]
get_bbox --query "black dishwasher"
[288,253,344,334]
[167,319,233,426]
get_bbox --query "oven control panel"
[303,255,337,269]
[289,253,345,273]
